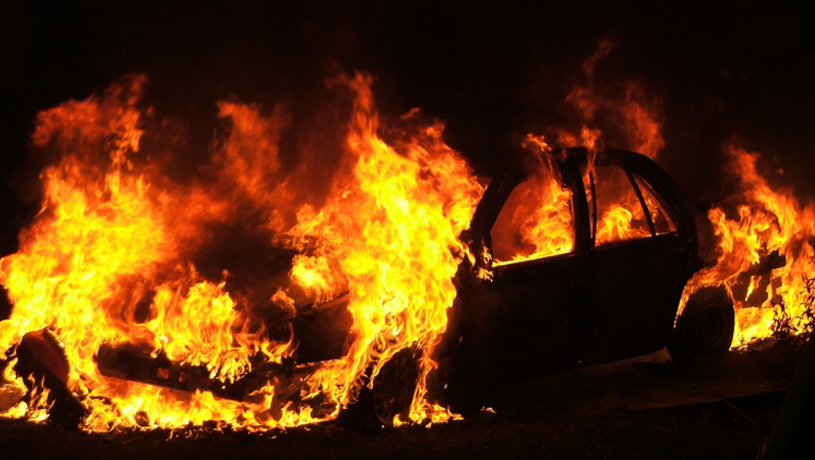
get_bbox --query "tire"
[337,347,420,431]
[668,286,735,364]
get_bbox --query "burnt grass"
[0,340,806,460]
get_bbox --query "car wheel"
[337,347,420,430]
[668,286,735,364]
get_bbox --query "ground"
[0,339,806,460]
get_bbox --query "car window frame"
[630,172,680,236]
[487,166,578,265]
[468,147,692,269]
[585,162,657,247]
[588,156,685,249]
[469,154,593,269]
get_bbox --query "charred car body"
[437,147,730,408]
[15,146,739,426]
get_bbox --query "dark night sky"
[1,0,814,252]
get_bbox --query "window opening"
[591,165,652,246]
[632,174,677,235]
[491,168,574,264]
[626,169,656,237]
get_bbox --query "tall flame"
[497,40,815,348]
[0,73,483,430]
[1,46,813,433]
[562,39,665,159]
[490,135,574,265]
[284,74,483,423]
[682,144,815,345]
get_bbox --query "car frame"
[428,146,731,412]
[24,146,732,427]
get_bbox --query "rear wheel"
[668,286,735,364]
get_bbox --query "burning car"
[13,144,742,427]
[372,145,747,422]
[438,146,734,408]
[1,75,806,432]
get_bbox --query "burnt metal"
[96,343,314,403]
[94,292,353,402]
[291,293,353,363]
[15,330,87,427]
[437,147,725,410]
[731,250,787,308]
[90,147,749,422]
[626,168,657,237]
[97,343,245,401]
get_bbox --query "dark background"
[1,0,814,257]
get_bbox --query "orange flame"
[563,39,665,159]
[494,39,815,350]
[682,144,815,346]
[490,135,574,265]
[0,73,483,430]
[543,39,668,249]
[1,46,813,433]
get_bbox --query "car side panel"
[446,253,590,388]
[586,233,692,363]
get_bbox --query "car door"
[585,159,693,362]
[451,158,592,385]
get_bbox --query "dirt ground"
[0,339,807,460]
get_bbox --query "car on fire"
[434,146,732,412]
[17,146,737,427]
[349,145,737,423]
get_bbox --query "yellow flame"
[0,72,483,430]
[682,144,815,346]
